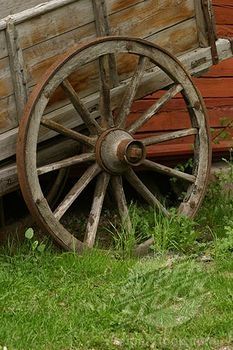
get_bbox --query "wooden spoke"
[99,55,114,128]
[108,54,119,88]
[142,159,196,183]
[37,153,95,175]
[111,175,131,231]
[61,79,102,134]
[127,84,183,134]
[142,128,197,146]
[41,117,96,147]
[54,163,101,221]
[124,169,169,216]
[84,172,110,248]
[46,168,69,206]
[116,56,148,128]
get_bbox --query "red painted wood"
[194,78,233,98]
[132,1,233,159]
[203,59,233,77]
[217,25,233,37]
[145,141,233,160]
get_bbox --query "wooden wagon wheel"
[16,37,211,253]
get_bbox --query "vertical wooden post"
[201,0,219,64]
[5,19,29,120]
[92,0,119,87]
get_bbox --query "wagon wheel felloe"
[16,37,211,253]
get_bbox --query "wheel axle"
[95,129,146,174]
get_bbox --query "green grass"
[0,162,232,349]
[0,249,232,349]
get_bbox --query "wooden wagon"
[0,0,232,252]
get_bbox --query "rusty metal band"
[201,0,219,65]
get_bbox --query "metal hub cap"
[96,128,146,174]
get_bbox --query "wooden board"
[0,0,53,19]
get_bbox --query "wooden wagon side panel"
[3,0,198,85]
[0,0,199,137]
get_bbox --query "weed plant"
[111,157,233,258]
[196,158,233,238]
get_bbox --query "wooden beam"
[5,19,29,120]
[92,0,119,87]
[195,0,209,47]
[0,0,77,30]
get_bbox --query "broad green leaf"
[25,228,34,240]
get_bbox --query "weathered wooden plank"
[0,16,199,130]
[0,56,13,98]
[26,17,197,89]
[0,30,8,59]
[0,0,77,29]
[1,0,194,49]
[0,95,18,133]
[5,20,29,120]
[109,0,195,37]
[147,18,198,55]
[194,0,209,47]
[16,0,94,50]
[21,4,196,82]
[0,138,79,196]
[0,0,56,19]
[0,0,144,31]
[0,0,143,51]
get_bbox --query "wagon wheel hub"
[95,128,146,174]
